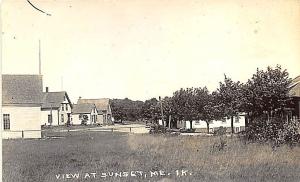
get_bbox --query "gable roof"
[77,98,110,112]
[2,74,43,105]
[289,75,300,97]
[42,91,73,109]
[72,103,96,114]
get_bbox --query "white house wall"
[2,106,41,139]
[41,103,72,126]
[60,101,72,125]
[72,114,93,125]
[185,115,246,132]
[72,114,81,125]
[97,114,104,125]
[41,110,59,126]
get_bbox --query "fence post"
[22,130,24,138]
[111,128,113,132]
[130,127,131,133]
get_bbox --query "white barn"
[41,89,73,126]
[72,103,98,125]
[2,74,43,139]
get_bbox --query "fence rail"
[2,130,41,139]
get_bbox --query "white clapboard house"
[77,98,113,125]
[72,103,98,125]
[41,87,73,126]
[2,74,43,138]
[183,113,246,133]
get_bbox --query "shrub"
[213,126,227,136]
[276,119,300,147]
[245,116,300,147]
[149,124,167,134]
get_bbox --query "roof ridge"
[43,91,66,93]
[80,98,110,100]
[2,74,43,76]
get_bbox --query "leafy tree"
[111,98,144,122]
[161,96,178,128]
[197,90,222,133]
[141,98,160,123]
[241,65,294,144]
[172,88,201,129]
[216,75,244,133]
[243,65,292,121]
[172,87,219,131]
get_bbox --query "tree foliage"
[216,75,244,133]
[141,98,160,122]
[111,98,144,122]
[243,65,292,118]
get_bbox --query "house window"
[61,114,64,122]
[62,104,64,111]
[66,104,68,111]
[48,114,52,124]
[235,116,240,123]
[3,114,10,130]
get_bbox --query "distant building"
[72,103,98,125]
[288,75,300,120]
[182,113,246,133]
[77,98,113,125]
[41,88,73,126]
[2,75,43,138]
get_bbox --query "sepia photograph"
[1,0,300,181]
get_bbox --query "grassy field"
[3,130,300,182]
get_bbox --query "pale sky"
[2,0,300,102]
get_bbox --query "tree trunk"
[206,122,210,134]
[231,116,234,134]
[190,120,193,129]
[245,114,248,128]
[168,115,172,129]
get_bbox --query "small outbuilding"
[77,98,113,125]
[72,103,98,125]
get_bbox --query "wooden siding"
[2,106,41,138]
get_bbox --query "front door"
[67,113,71,125]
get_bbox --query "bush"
[80,114,89,125]
[213,126,227,136]
[245,116,300,147]
[149,124,167,134]
[276,119,300,147]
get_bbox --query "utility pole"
[168,110,172,129]
[159,96,165,127]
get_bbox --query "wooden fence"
[2,130,41,139]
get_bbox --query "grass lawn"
[3,131,300,182]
